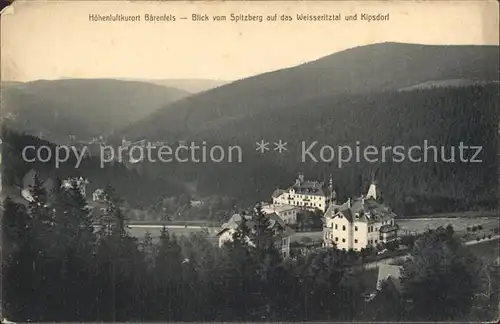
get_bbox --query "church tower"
[366,180,380,200]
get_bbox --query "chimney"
[347,197,351,208]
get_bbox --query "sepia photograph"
[1,0,499,322]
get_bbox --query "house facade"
[217,212,294,258]
[272,173,336,212]
[323,182,398,251]
[261,203,300,225]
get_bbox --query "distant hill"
[121,42,499,141]
[1,79,190,143]
[141,79,229,94]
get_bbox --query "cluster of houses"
[18,169,398,256]
[217,172,399,256]
[15,169,401,299]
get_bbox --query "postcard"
[1,0,499,322]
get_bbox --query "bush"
[476,237,481,241]
[478,225,483,230]
[472,226,477,232]
[494,228,499,234]
[488,234,492,239]
[466,227,471,232]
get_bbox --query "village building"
[216,211,295,258]
[261,203,300,225]
[364,264,403,303]
[61,177,89,197]
[376,264,402,291]
[92,188,105,202]
[323,182,398,251]
[271,173,337,212]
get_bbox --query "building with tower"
[271,173,337,212]
[323,181,398,251]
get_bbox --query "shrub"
[488,234,492,239]
[478,225,483,230]
[476,237,481,241]
[472,226,477,232]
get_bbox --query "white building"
[272,173,336,212]
[92,188,105,202]
[62,177,89,197]
[216,212,295,258]
[323,182,398,251]
[261,203,300,225]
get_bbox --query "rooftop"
[325,197,396,224]
[217,212,294,237]
[376,264,402,291]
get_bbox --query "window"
[375,240,378,243]
[283,252,287,258]
[354,239,358,243]
[342,238,346,242]
[342,225,346,231]
[335,224,338,230]
[354,226,358,231]
[335,237,338,241]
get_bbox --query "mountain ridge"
[120,42,499,141]
[1,78,191,143]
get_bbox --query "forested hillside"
[122,43,499,140]
[134,84,499,216]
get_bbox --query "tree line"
[2,176,498,322]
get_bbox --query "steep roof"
[325,197,396,224]
[272,189,286,198]
[22,169,56,192]
[380,224,398,233]
[217,212,294,237]
[291,180,327,196]
[377,264,402,291]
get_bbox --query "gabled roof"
[291,180,327,196]
[377,264,402,291]
[22,169,56,192]
[325,197,396,224]
[272,189,286,198]
[380,224,398,233]
[217,212,294,237]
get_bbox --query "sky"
[1,0,498,82]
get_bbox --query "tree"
[400,226,480,320]
[2,198,36,321]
